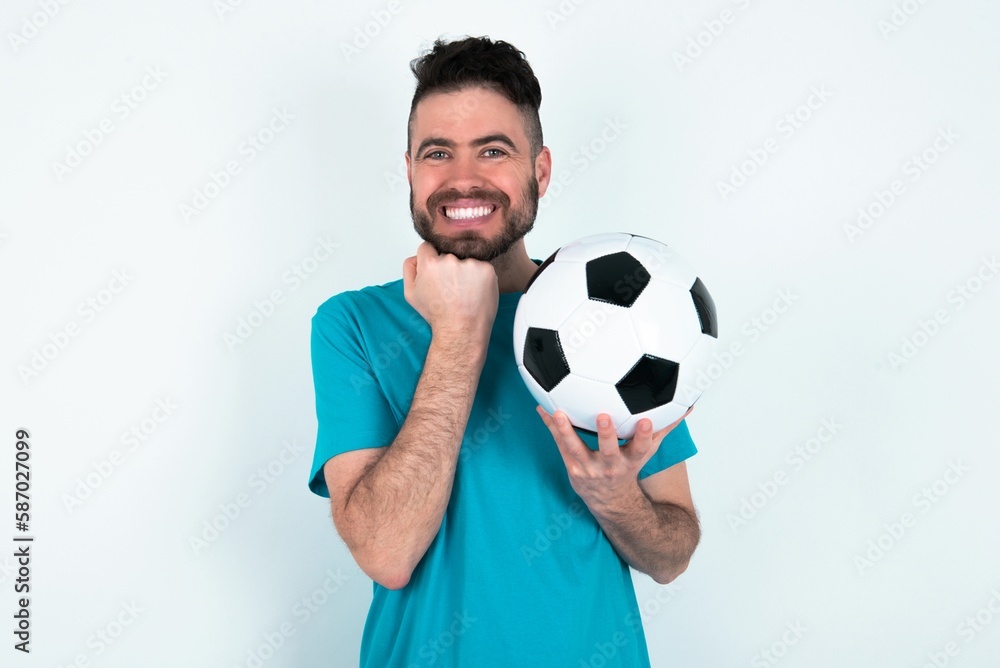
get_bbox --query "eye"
[483,148,507,158]
[424,150,448,160]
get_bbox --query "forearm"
[588,482,701,585]
[343,333,487,585]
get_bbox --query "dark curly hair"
[407,36,543,159]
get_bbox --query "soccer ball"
[514,232,718,440]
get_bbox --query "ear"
[534,146,553,199]
[405,151,412,185]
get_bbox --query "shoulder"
[313,279,405,325]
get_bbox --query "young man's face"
[406,86,551,261]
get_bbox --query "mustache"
[426,187,510,212]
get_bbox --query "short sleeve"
[638,419,697,479]
[307,303,399,498]
[574,419,697,479]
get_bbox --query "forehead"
[411,86,527,144]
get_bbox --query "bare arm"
[328,334,488,589]
[325,242,498,590]
[588,463,700,585]
[536,408,700,585]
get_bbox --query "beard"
[410,175,539,262]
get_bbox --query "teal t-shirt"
[308,278,697,668]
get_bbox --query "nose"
[441,151,487,193]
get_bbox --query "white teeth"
[444,205,494,220]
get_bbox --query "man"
[308,36,701,667]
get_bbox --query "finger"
[646,407,694,452]
[539,407,591,466]
[595,413,621,463]
[402,255,416,283]
[402,256,417,302]
[627,418,658,460]
[535,406,566,457]
[417,241,439,262]
[536,406,567,446]
[536,405,554,430]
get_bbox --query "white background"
[2,0,999,666]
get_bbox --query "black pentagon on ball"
[689,277,718,338]
[585,252,650,307]
[523,327,570,392]
[615,354,680,414]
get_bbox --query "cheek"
[496,174,527,199]
[410,177,436,204]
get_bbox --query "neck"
[491,239,539,293]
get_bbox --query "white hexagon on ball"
[515,233,718,440]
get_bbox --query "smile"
[443,204,497,220]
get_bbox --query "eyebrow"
[415,133,519,157]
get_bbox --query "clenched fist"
[402,242,499,342]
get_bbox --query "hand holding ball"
[514,233,718,440]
